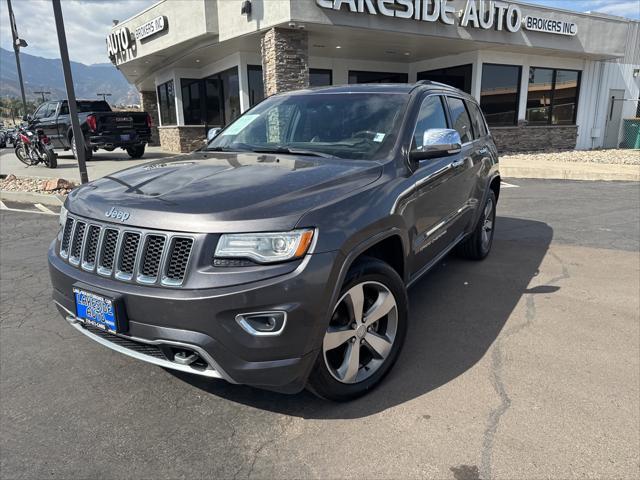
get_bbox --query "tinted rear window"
[61,101,112,113]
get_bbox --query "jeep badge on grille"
[105,207,130,222]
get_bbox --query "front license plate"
[73,288,117,333]
[120,134,131,141]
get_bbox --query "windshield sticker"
[373,133,386,143]
[221,114,259,136]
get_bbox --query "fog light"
[236,311,287,336]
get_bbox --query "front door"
[604,89,625,148]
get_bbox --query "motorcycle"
[14,125,57,169]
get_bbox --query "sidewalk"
[500,156,640,182]
[0,146,176,183]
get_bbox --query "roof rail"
[414,79,453,88]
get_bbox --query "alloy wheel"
[322,281,398,384]
[481,197,494,250]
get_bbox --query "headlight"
[57,205,68,240]
[215,229,315,264]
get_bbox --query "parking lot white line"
[34,203,55,214]
[501,181,520,188]
[0,204,56,216]
[0,201,6,210]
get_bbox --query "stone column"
[140,90,160,146]
[261,28,309,96]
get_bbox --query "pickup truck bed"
[29,100,152,160]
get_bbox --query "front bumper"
[48,243,340,393]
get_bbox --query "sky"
[1,0,638,66]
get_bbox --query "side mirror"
[409,128,462,163]
[207,127,221,142]
[22,114,32,122]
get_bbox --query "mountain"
[0,48,140,106]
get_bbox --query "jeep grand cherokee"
[48,82,500,401]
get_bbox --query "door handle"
[451,158,465,168]
[476,147,488,155]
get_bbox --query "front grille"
[61,218,74,256]
[118,232,141,275]
[165,238,193,283]
[100,229,119,271]
[84,324,167,359]
[59,215,195,287]
[70,222,86,262]
[140,235,165,278]
[83,225,101,266]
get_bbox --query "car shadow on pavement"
[170,216,553,419]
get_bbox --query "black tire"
[45,149,57,168]
[456,190,497,260]
[71,134,92,161]
[15,145,31,166]
[307,257,408,401]
[126,144,145,159]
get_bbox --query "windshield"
[207,93,408,160]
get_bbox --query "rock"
[42,178,76,191]
[4,174,17,183]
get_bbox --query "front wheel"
[307,257,408,401]
[15,145,31,166]
[126,144,145,159]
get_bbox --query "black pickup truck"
[27,100,152,160]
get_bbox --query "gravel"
[502,149,640,165]
[0,175,76,195]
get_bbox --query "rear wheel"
[71,134,92,161]
[307,257,408,401]
[126,144,145,159]
[44,149,57,168]
[456,191,496,260]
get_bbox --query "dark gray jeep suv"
[48,82,500,401]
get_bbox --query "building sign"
[134,16,167,41]
[523,15,577,36]
[316,0,578,36]
[107,27,132,60]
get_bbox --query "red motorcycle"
[14,125,57,169]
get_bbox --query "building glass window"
[446,96,473,144]
[348,70,408,84]
[417,65,472,94]
[480,64,521,126]
[179,67,240,127]
[157,80,176,125]
[310,68,332,87]
[248,65,264,107]
[526,67,581,125]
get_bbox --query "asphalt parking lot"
[1,179,639,479]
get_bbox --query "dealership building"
[107,0,640,153]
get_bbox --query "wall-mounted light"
[633,69,640,78]
[241,0,251,16]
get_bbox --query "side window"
[467,101,488,138]
[43,102,57,118]
[446,97,473,144]
[59,102,69,115]
[413,96,448,150]
[32,104,47,119]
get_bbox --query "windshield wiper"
[250,146,334,158]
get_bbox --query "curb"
[500,161,640,182]
[0,190,66,206]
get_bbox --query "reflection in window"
[348,70,408,84]
[446,97,473,144]
[467,101,488,138]
[480,64,521,126]
[526,67,580,125]
[157,80,176,125]
[413,96,448,149]
[418,64,473,94]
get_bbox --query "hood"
[67,151,382,233]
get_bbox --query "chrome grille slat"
[60,215,193,287]
[69,221,86,265]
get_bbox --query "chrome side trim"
[407,233,466,288]
[57,302,235,383]
[235,311,288,337]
